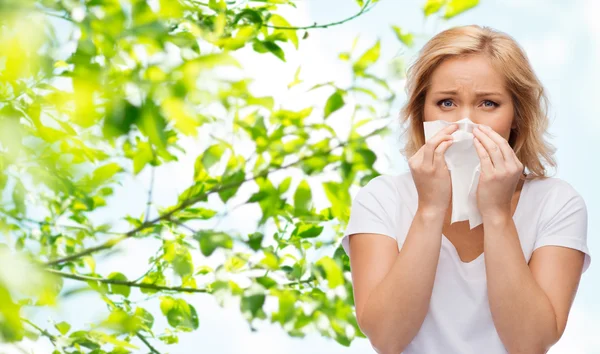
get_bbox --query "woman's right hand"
[408,123,458,215]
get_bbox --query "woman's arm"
[472,125,586,353]
[483,214,584,354]
[350,207,445,354]
[349,123,457,353]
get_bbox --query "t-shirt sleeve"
[533,180,591,273]
[339,175,399,257]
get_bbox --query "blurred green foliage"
[0,0,477,352]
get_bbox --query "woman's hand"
[472,125,524,220]
[409,123,458,215]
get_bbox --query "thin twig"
[50,268,315,292]
[47,269,209,293]
[136,332,161,354]
[44,126,387,266]
[0,209,123,235]
[264,0,375,30]
[132,248,164,283]
[145,167,155,223]
[22,318,57,346]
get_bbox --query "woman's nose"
[458,109,474,121]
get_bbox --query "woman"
[340,25,591,354]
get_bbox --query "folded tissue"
[423,117,483,229]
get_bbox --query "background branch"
[43,127,387,267]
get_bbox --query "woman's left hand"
[472,125,524,220]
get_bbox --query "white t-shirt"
[340,172,591,354]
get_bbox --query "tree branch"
[44,126,387,266]
[136,332,161,354]
[22,318,57,346]
[47,269,210,293]
[49,269,316,293]
[0,209,123,236]
[145,167,155,223]
[264,0,375,30]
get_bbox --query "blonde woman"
[340,25,591,354]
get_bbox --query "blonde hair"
[399,25,556,179]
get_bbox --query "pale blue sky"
[4,0,598,353]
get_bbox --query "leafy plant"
[0,0,478,352]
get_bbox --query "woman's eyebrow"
[432,89,504,97]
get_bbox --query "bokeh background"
[0,0,597,353]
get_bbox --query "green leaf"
[247,96,274,110]
[12,180,25,215]
[295,223,323,238]
[103,100,140,138]
[260,251,279,270]
[164,242,194,277]
[186,53,241,70]
[352,40,380,75]
[323,181,352,222]
[356,148,377,166]
[277,177,292,194]
[423,0,446,16]
[444,0,479,18]
[256,276,277,289]
[0,286,23,341]
[161,97,200,136]
[269,14,298,49]
[247,232,264,251]
[140,272,166,294]
[287,66,302,89]
[201,144,226,170]
[324,90,345,118]
[69,330,100,350]
[316,256,344,288]
[253,40,286,61]
[218,169,245,203]
[90,163,122,188]
[241,294,265,318]
[132,141,154,175]
[233,9,263,26]
[159,0,184,18]
[391,26,414,47]
[293,179,312,215]
[136,101,168,151]
[209,0,227,11]
[159,334,179,344]
[107,272,130,298]
[272,290,295,324]
[134,307,154,332]
[176,207,218,221]
[195,231,233,256]
[160,297,199,331]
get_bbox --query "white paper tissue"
[423,117,482,229]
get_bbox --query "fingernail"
[483,125,491,130]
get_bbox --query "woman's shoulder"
[525,175,583,199]
[359,171,417,202]
[523,175,586,212]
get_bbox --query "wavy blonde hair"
[399,25,556,179]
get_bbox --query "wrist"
[416,205,446,223]
[481,210,512,226]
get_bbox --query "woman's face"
[423,54,515,141]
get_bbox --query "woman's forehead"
[429,56,508,93]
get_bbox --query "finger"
[433,139,453,169]
[478,125,515,164]
[473,137,494,175]
[473,126,504,171]
[423,124,458,166]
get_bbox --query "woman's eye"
[438,99,453,108]
[483,100,498,108]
